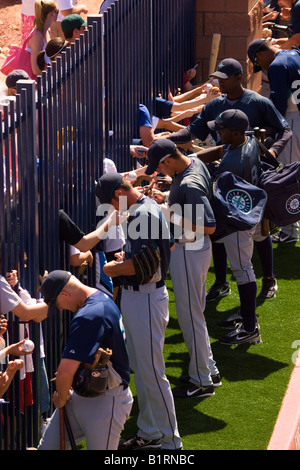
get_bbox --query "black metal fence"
[0,0,195,449]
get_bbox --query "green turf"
[120,238,300,450]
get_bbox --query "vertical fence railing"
[0,0,195,449]
[102,0,195,172]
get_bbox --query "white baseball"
[127,171,137,182]
[20,339,35,353]
[205,83,213,92]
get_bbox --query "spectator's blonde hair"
[34,0,58,34]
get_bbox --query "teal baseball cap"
[61,14,87,35]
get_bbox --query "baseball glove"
[72,348,113,397]
[82,347,112,369]
[132,242,161,285]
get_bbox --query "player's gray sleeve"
[270,125,292,157]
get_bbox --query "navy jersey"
[62,291,130,389]
[189,89,288,143]
[168,157,216,239]
[123,196,172,285]
[267,48,300,115]
[217,137,261,185]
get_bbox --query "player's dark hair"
[111,178,131,199]
[169,148,182,160]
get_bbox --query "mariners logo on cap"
[226,190,252,214]
[286,194,300,215]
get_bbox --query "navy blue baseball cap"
[40,270,72,317]
[207,109,249,132]
[145,139,177,175]
[247,38,267,73]
[5,69,30,88]
[210,58,243,79]
[95,172,124,204]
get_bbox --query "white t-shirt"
[56,0,77,21]
[21,0,35,16]
[101,158,125,253]
[0,275,21,315]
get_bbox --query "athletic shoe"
[271,232,299,244]
[118,435,162,450]
[217,311,243,329]
[218,323,261,346]
[172,382,215,398]
[212,373,222,387]
[179,373,222,387]
[258,277,278,299]
[206,281,231,301]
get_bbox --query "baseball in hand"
[127,171,137,182]
[20,339,35,353]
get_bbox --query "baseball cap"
[210,58,243,79]
[40,270,72,317]
[247,38,267,73]
[145,139,177,175]
[5,69,30,88]
[95,173,124,204]
[207,109,249,132]
[61,14,87,35]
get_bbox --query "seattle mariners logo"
[286,194,300,215]
[226,190,252,213]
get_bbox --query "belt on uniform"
[123,279,165,291]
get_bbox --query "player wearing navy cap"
[38,270,133,450]
[194,110,263,345]
[248,38,300,243]
[167,57,291,302]
[145,139,221,397]
[96,173,182,450]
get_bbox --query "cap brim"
[145,162,157,175]
[253,63,262,73]
[47,300,58,318]
[207,119,220,131]
[209,71,228,79]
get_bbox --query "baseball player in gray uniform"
[196,109,263,345]
[167,58,292,303]
[96,172,182,451]
[145,139,221,398]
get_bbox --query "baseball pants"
[221,228,257,331]
[37,385,133,450]
[121,283,182,450]
[222,228,256,285]
[169,235,219,388]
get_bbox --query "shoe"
[258,277,278,299]
[179,373,222,387]
[118,435,162,450]
[172,382,215,398]
[212,373,222,387]
[271,232,299,244]
[219,323,261,346]
[206,281,231,301]
[217,311,243,329]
